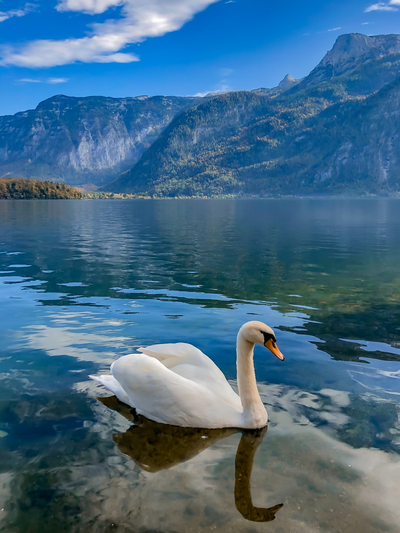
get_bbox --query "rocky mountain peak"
[320,33,400,73]
[298,33,400,90]
[278,74,296,87]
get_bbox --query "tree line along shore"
[0,178,82,199]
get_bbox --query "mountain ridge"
[107,33,400,196]
[296,33,400,90]
[2,32,400,196]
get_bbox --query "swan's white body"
[91,321,284,429]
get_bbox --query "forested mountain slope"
[108,33,400,196]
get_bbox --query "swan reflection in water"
[99,396,283,523]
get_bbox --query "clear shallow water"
[0,198,399,533]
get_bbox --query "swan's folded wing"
[138,342,208,367]
[138,343,239,401]
[111,354,241,428]
[139,343,225,376]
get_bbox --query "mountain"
[298,33,400,90]
[0,94,197,187]
[3,32,400,196]
[108,33,400,196]
[289,77,400,193]
[278,74,298,88]
[252,74,301,97]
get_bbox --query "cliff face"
[0,95,196,187]
[304,78,400,193]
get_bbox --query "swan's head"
[239,321,285,361]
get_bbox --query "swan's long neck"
[236,333,268,427]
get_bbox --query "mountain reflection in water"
[100,395,283,523]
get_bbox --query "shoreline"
[2,194,400,201]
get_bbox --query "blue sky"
[1,0,400,115]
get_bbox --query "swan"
[90,321,285,429]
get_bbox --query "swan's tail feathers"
[89,373,131,406]
[89,374,102,383]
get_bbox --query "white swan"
[90,321,285,429]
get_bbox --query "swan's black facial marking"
[261,331,277,347]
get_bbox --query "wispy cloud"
[216,67,233,92]
[56,0,123,15]
[365,2,398,12]
[193,87,230,97]
[316,27,342,35]
[194,67,233,97]
[0,3,36,23]
[18,78,41,83]
[0,0,221,68]
[47,77,69,84]
[18,77,69,84]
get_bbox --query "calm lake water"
[0,198,399,533]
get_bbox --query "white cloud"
[18,78,41,83]
[0,0,221,68]
[361,21,370,24]
[364,2,398,11]
[18,77,69,84]
[0,3,36,23]
[195,66,233,96]
[316,27,342,35]
[56,0,123,15]
[193,86,231,97]
[193,85,228,98]
[0,10,23,23]
[47,77,69,83]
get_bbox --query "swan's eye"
[261,331,274,344]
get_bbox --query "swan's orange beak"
[265,339,285,361]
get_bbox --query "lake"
[0,198,399,533]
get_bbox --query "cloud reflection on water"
[70,384,400,533]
